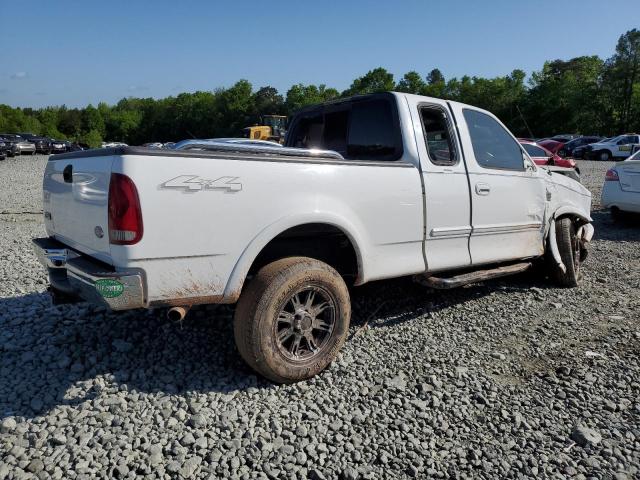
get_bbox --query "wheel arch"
[552,206,592,224]
[223,214,367,302]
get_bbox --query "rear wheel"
[610,206,623,222]
[599,150,611,161]
[548,217,582,287]
[234,257,351,383]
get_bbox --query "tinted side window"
[522,144,547,157]
[419,106,457,166]
[322,109,349,156]
[287,96,402,161]
[347,99,400,161]
[463,109,524,171]
[290,114,324,149]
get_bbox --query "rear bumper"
[32,237,146,310]
[601,182,640,213]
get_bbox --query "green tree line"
[1,29,638,147]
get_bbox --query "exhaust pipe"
[167,306,190,322]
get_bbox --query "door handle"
[63,164,73,183]
[475,183,491,195]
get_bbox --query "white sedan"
[601,150,640,216]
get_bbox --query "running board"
[415,262,532,289]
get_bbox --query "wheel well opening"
[248,224,359,284]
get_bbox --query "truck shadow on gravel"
[348,269,551,332]
[0,293,255,420]
[0,269,553,420]
[590,209,640,242]
[0,206,624,421]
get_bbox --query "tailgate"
[618,162,640,193]
[43,155,114,264]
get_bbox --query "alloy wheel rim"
[573,234,581,274]
[274,285,336,362]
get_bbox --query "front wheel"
[599,150,611,161]
[548,217,582,287]
[234,257,351,383]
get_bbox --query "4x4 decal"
[161,175,242,192]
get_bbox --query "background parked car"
[520,140,580,174]
[0,140,7,160]
[538,138,565,155]
[64,142,88,152]
[601,149,640,218]
[572,137,612,159]
[558,136,603,158]
[586,134,640,161]
[549,134,580,143]
[142,142,164,149]
[18,133,52,154]
[0,134,35,155]
[50,139,68,153]
[0,136,19,157]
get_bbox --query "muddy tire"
[549,217,582,287]
[234,257,351,383]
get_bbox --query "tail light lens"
[605,168,619,182]
[108,173,143,244]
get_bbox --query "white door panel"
[423,172,472,270]
[408,98,472,272]
[467,172,545,264]
[449,103,546,265]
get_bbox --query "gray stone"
[571,426,602,447]
[189,413,208,428]
[386,373,407,390]
[180,456,202,477]
[26,459,44,474]
[341,467,359,480]
[0,418,16,433]
[309,469,327,480]
[181,432,196,446]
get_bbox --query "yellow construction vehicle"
[242,115,287,143]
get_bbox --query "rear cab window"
[286,94,403,162]
[419,106,457,166]
[462,109,524,171]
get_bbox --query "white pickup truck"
[33,92,594,383]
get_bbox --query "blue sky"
[0,0,637,108]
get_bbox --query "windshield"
[604,135,623,143]
[0,134,22,141]
[628,149,640,161]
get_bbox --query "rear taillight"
[108,173,143,244]
[605,168,619,182]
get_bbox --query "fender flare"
[222,213,368,301]
[546,206,592,272]
[552,206,592,224]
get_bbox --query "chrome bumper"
[32,237,146,310]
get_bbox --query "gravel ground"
[0,155,638,479]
